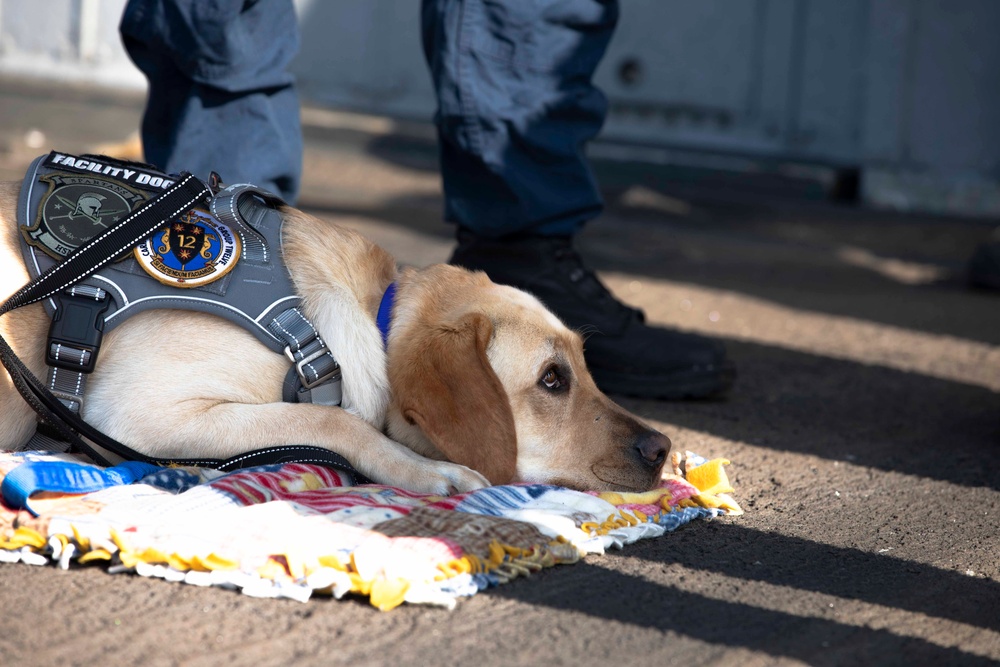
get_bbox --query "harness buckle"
[284,345,341,390]
[48,388,84,414]
[46,288,111,374]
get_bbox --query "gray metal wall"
[0,0,143,87]
[2,0,998,215]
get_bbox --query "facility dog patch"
[135,208,242,288]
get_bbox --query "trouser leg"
[120,0,303,203]
[422,0,619,238]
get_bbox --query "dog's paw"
[396,458,491,496]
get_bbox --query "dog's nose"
[634,430,670,468]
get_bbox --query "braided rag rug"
[0,449,741,610]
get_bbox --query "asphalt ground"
[1,77,999,666]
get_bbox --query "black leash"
[1,172,369,481]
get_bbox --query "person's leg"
[423,0,734,398]
[421,0,613,237]
[120,0,302,203]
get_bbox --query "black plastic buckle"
[46,290,111,373]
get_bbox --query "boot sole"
[589,361,736,400]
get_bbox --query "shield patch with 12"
[135,209,242,288]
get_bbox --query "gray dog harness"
[16,151,342,418]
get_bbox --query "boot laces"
[552,245,642,319]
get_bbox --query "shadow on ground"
[618,339,1000,490]
[486,535,999,666]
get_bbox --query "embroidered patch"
[22,172,148,259]
[134,209,241,288]
[44,152,178,193]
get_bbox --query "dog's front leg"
[92,400,490,495]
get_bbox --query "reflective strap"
[267,307,342,406]
[47,365,87,413]
[67,284,107,301]
[209,183,285,264]
[49,343,91,369]
[24,428,72,453]
[283,365,343,406]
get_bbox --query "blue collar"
[376,282,397,349]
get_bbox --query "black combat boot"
[450,229,735,399]
[969,231,1000,291]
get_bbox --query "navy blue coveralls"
[120,0,618,238]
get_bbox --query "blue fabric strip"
[376,282,397,349]
[1,460,161,517]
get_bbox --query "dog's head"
[386,264,670,492]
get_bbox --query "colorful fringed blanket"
[0,450,741,610]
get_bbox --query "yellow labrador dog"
[0,181,670,494]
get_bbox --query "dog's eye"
[540,367,566,392]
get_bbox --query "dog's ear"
[393,312,517,485]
